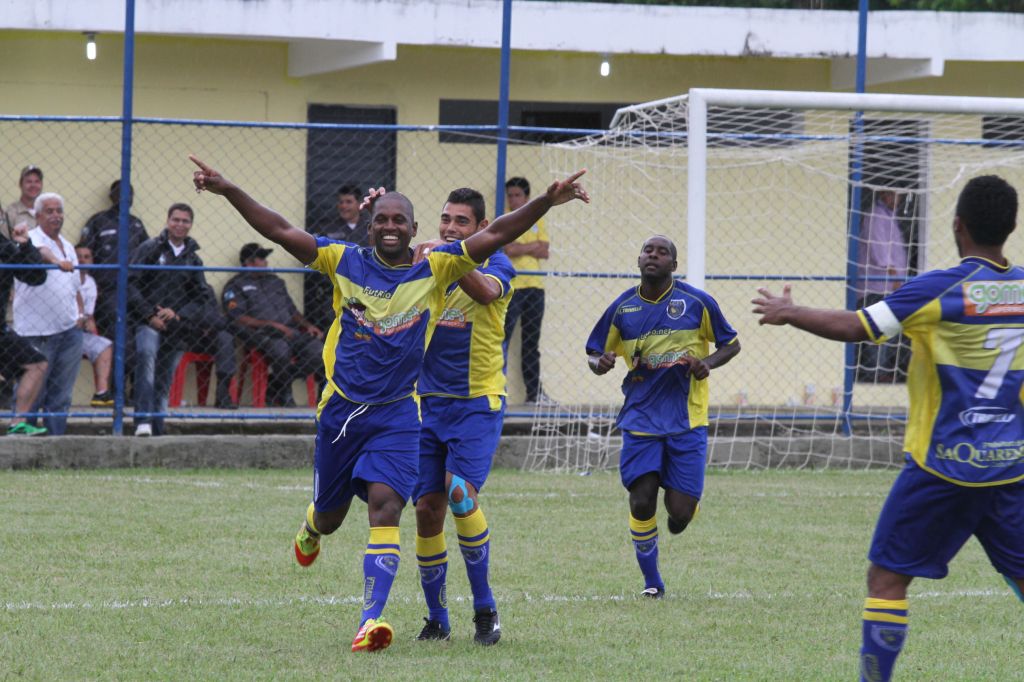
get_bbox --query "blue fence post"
[113,0,137,436]
[494,0,513,216]
[842,0,869,436]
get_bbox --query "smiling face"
[637,235,678,280]
[370,194,417,260]
[20,172,43,204]
[439,202,486,242]
[36,197,64,236]
[337,193,361,224]
[166,208,193,244]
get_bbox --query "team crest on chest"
[667,298,686,320]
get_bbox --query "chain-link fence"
[0,116,607,435]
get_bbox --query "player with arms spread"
[752,175,1024,682]
[412,188,514,645]
[190,156,587,653]
[586,235,740,598]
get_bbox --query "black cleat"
[640,587,665,599]
[415,618,451,641]
[473,608,501,645]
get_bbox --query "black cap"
[240,242,273,264]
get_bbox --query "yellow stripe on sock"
[454,507,488,539]
[862,611,909,624]
[864,598,909,611]
[366,547,401,556]
[305,502,320,535]
[629,514,657,534]
[416,532,447,558]
[369,526,400,546]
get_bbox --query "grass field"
[2,468,1021,680]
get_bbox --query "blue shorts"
[312,394,420,512]
[619,428,707,499]
[412,394,505,502]
[869,459,1024,579]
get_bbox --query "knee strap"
[1005,574,1024,604]
[448,475,475,514]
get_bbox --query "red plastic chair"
[169,352,214,407]
[237,349,318,408]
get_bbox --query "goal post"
[527,87,1024,473]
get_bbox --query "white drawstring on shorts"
[332,403,370,443]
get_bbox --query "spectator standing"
[502,177,553,405]
[128,203,236,436]
[79,180,150,335]
[224,243,324,407]
[12,193,84,436]
[304,184,371,334]
[3,165,44,240]
[0,222,49,436]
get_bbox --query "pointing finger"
[565,169,587,184]
[188,154,213,172]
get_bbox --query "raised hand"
[751,284,794,326]
[189,155,233,195]
[360,187,387,213]
[10,223,29,244]
[545,169,590,207]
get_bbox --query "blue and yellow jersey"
[586,280,738,435]
[859,256,1024,487]
[418,251,516,399]
[308,237,479,409]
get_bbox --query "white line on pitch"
[4,588,1008,613]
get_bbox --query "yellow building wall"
[2,29,1023,408]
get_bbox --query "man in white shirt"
[12,193,84,435]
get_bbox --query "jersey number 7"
[975,327,1024,400]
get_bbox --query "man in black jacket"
[128,203,236,436]
[0,223,49,436]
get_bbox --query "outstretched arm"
[463,170,588,263]
[752,285,867,342]
[190,155,317,264]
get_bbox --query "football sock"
[455,507,495,612]
[305,501,320,535]
[416,531,450,627]
[860,598,908,682]
[629,514,663,591]
[360,526,401,624]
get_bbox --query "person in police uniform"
[223,243,324,407]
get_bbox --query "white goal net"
[525,88,1024,472]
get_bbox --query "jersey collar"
[962,255,1011,272]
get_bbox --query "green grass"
[1,468,1020,680]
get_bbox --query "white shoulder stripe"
[864,300,901,338]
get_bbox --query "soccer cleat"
[351,618,394,652]
[90,391,115,407]
[7,422,46,436]
[294,523,320,567]
[640,587,665,599]
[472,608,501,645]
[415,618,451,641]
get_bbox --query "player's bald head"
[642,235,677,260]
[373,192,415,224]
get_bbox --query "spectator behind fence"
[304,183,371,334]
[12,193,84,436]
[128,203,237,436]
[2,165,44,240]
[74,245,115,407]
[1,223,49,436]
[224,243,324,407]
[502,176,554,405]
[79,180,150,336]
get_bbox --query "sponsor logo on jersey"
[437,307,468,329]
[642,350,691,371]
[619,305,642,314]
[934,439,1024,468]
[362,286,393,299]
[964,280,1024,316]
[667,298,687,320]
[959,406,1016,426]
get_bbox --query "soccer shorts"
[81,333,112,363]
[869,458,1024,579]
[312,393,421,512]
[0,330,45,381]
[619,427,708,499]
[413,394,505,502]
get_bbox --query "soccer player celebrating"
[412,188,513,645]
[752,175,1024,682]
[586,235,740,598]
[190,156,588,653]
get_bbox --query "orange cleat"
[351,618,394,653]
[294,523,320,567]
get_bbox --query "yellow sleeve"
[427,241,480,288]
[308,241,347,276]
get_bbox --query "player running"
[586,235,740,598]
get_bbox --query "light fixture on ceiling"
[600,54,611,78]
[85,32,97,61]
